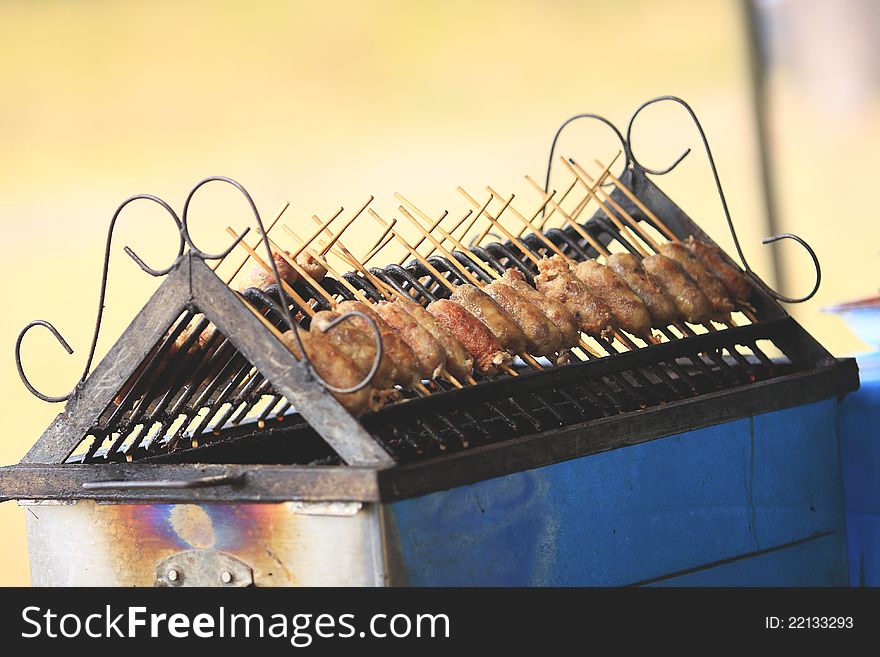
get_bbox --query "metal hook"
[627,95,821,303]
[544,113,630,202]
[181,176,252,261]
[311,310,383,394]
[183,177,294,328]
[243,289,381,395]
[15,321,74,402]
[15,194,185,402]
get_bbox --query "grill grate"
[64,168,799,465]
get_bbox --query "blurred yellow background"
[1,0,877,585]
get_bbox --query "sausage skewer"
[392,198,559,373]
[296,217,471,387]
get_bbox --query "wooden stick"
[524,175,611,257]
[289,206,345,258]
[408,195,512,279]
[281,224,369,301]
[220,202,290,283]
[388,205,550,371]
[593,159,678,242]
[369,210,458,293]
[537,150,622,231]
[311,196,374,257]
[395,206,449,266]
[394,206,485,287]
[294,220,467,389]
[225,226,316,318]
[479,187,566,259]
[563,158,652,256]
[363,218,397,263]
[266,235,337,306]
[363,231,396,265]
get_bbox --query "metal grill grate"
[63,169,804,465]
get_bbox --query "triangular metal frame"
[22,255,393,466]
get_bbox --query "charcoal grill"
[0,99,859,586]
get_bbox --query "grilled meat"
[375,300,445,379]
[335,300,421,387]
[280,328,378,416]
[449,284,529,355]
[535,255,617,339]
[572,259,653,338]
[394,296,474,380]
[497,268,580,349]
[658,242,734,320]
[606,252,678,328]
[427,299,512,375]
[683,236,752,303]
[642,254,713,324]
[238,250,326,291]
[484,280,564,359]
[311,310,400,389]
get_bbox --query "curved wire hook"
[15,321,74,402]
[182,177,384,394]
[627,95,821,303]
[244,289,381,394]
[181,176,252,261]
[311,310,383,394]
[15,194,185,402]
[544,113,630,198]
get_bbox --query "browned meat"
[296,251,328,282]
[683,236,752,303]
[606,252,678,328]
[642,254,713,324]
[498,268,580,349]
[427,299,511,375]
[659,242,734,320]
[375,300,445,379]
[394,296,474,380]
[450,284,529,355]
[237,250,299,291]
[311,310,400,389]
[573,259,653,338]
[238,250,327,292]
[280,328,378,416]
[484,281,563,358]
[535,255,617,339]
[335,300,421,387]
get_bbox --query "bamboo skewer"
[593,160,678,242]
[322,242,465,390]
[536,151,622,232]
[281,225,370,302]
[570,160,754,363]
[225,227,318,319]
[563,159,652,256]
[280,217,438,396]
[390,201,552,374]
[217,202,290,284]
[457,187,606,358]
[398,193,505,280]
[480,187,566,258]
[587,158,756,325]
[291,213,466,390]
[368,209,523,377]
[524,174,612,258]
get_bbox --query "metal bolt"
[221,571,233,584]
[167,569,179,582]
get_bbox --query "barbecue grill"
[0,98,859,586]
